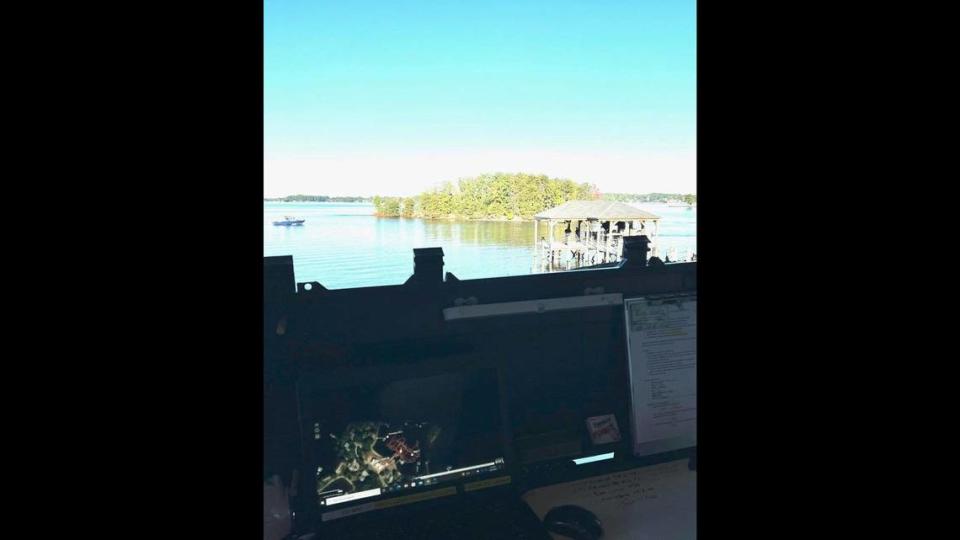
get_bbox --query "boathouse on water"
[533,200,662,271]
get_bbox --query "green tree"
[401,197,415,217]
[374,172,604,220]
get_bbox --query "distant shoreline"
[264,196,372,203]
[265,200,692,206]
[265,200,694,223]
[265,200,373,203]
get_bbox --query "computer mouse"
[543,505,604,540]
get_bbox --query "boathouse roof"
[533,200,661,221]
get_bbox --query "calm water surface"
[264,203,696,289]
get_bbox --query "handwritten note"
[522,460,696,540]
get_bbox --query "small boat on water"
[273,216,305,226]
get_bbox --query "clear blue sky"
[265,0,696,197]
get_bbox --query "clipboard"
[624,294,697,458]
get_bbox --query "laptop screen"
[301,367,507,516]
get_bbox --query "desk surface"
[521,459,696,540]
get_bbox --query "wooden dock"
[532,200,663,272]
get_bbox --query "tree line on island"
[373,173,599,220]
[372,172,696,220]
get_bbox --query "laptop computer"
[290,360,550,540]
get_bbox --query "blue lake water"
[264,202,696,289]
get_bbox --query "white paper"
[624,296,696,456]
[522,459,696,540]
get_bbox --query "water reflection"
[417,219,534,248]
